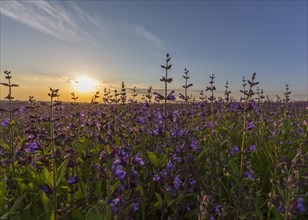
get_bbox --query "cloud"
[16,73,73,84]
[1,1,163,49]
[133,25,164,50]
[0,1,105,43]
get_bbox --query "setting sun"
[73,76,99,93]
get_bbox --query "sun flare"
[73,76,98,93]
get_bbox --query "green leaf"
[1,194,26,219]
[111,181,120,194]
[10,120,16,126]
[75,180,86,200]
[49,210,54,220]
[147,151,159,167]
[85,206,102,220]
[254,203,264,220]
[0,140,11,153]
[229,160,240,177]
[167,199,176,208]
[42,167,53,187]
[0,212,11,220]
[56,160,68,187]
[10,194,25,213]
[153,192,163,209]
[72,210,85,220]
[39,191,50,214]
[20,205,32,220]
[158,154,168,167]
[17,137,25,149]
[0,178,7,213]
[99,200,109,207]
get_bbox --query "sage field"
[0,56,307,219]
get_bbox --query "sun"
[73,76,99,93]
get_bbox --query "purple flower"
[191,140,197,150]
[25,142,40,154]
[160,169,167,176]
[209,121,214,129]
[1,118,10,127]
[110,146,121,157]
[110,196,122,213]
[132,202,139,212]
[112,196,121,205]
[114,169,126,180]
[246,122,255,130]
[166,185,172,192]
[178,129,185,137]
[99,151,107,162]
[153,174,161,182]
[131,166,139,178]
[167,161,174,170]
[188,178,196,188]
[231,145,239,155]
[112,159,122,169]
[133,154,144,166]
[245,145,256,153]
[215,205,221,215]
[158,114,163,124]
[172,154,182,163]
[97,165,107,176]
[173,175,182,189]
[143,101,150,108]
[139,117,145,124]
[243,171,255,179]
[290,197,306,213]
[40,183,52,194]
[67,176,79,184]
[278,204,286,213]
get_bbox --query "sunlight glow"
[73,76,99,93]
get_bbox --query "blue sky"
[0,0,307,101]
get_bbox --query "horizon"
[0,0,307,102]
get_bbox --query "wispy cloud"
[17,73,72,83]
[0,1,105,43]
[133,25,164,50]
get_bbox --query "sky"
[0,0,307,102]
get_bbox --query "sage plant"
[0,70,20,195]
[224,80,231,103]
[120,82,127,104]
[143,86,153,103]
[130,86,137,103]
[199,90,206,102]
[206,74,216,118]
[70,92,79,115]
[283,83,291,119]
[179,68,193,104]
[154,53,175,131]
[239,72,259,175]
[47,87,61,219]
[91,91,100,105]
[103,88,111,104]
